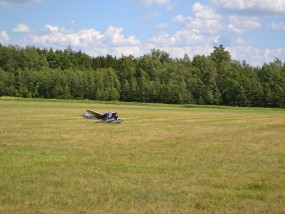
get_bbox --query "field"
[0,98,284,213]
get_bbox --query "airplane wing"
[86,110,104,118]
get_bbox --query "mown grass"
[0,98,284,213]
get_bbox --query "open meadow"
[0,98,284,213]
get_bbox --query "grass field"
[0,98,284,213]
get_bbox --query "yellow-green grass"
[0,98,284,213]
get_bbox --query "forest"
[0,44,284,107]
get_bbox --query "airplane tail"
[82,111,97,119]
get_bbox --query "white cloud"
[149,1,283,66]
[151,28,218,47]
[192,2,221,20]
[173,15,185,23]
[149,3,222,59]
[0,0,41,6]
[268,22,285,31]
[137,0,170,8]
[28,25,104,49]
[12,23,30,33]
[24,24,143,57]
[173,3,222,35]
[212,0,285,15]
[227,38,285,66]
[228,16,261,34]
[42,24,74,34]
[104,26,141,46]
[43,25,60,33]
[146,42,215,60]
[0,31,10,45]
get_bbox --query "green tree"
[210,45,231,65]
[192,55,220,104]
[259,59,285,107]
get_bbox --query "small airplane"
[82,109,123,123]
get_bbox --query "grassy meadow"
[0,97,284,213]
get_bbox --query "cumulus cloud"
[0,31,10,45]
[228,39,285,66]
[173,3,222,35]
[151,28,219,48]
[149,1,221,55]
[12,23,30,33]
[228,16,261,33]
[104,26,141,46]
[148,1,284,66]
[212,0,285,15]
[0,0,41,6]
[149,3,222,59]
[28,25,104,48]
[24,24,143,57]
[192,2,221,20]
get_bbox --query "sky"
[0,0,285,66]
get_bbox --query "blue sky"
[0,0,285,66]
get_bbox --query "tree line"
[0,44,284,107]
